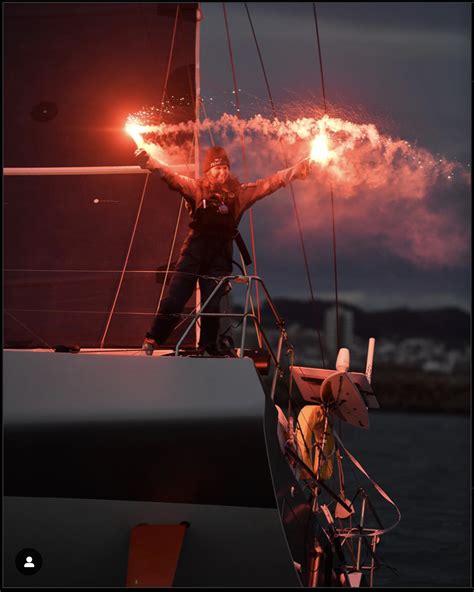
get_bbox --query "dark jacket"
[151,158,313,227]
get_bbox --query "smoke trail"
[126,112,470,267]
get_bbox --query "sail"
[4,2,199,349]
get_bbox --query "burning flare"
[123,108,469,267]
[125,123,143,148]
[125,119,167,163]
[310,132,331,165]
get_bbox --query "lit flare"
[125,121,167,164]
[310,132,331,165]
[125,123,143,148]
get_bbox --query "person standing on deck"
[135,145,316,355]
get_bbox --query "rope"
[99,4,181,347]
[155,132,196,315]
[330,187,340,350]
[5,307,247,321]
[159,4,180,116]
[155,197,185,314]
[200,97,216,146]
[99,173,150,347]
[7,308,160,316]
[4,268,219,274]
[244,2,326,367]
[150,4,185,314]
[312,2,340,352]
[332,429,402,539]
[312,3,327,113]
[222,2,263,348]
[5,310,54,350]
[244,4,277,114]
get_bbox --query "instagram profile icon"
[15,548,43,575]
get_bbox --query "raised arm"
[135,149,198,202]
[239,157,314,213]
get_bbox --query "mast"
[194,2,202,348]
[195,4,202,178]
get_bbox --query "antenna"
[365,338,375,384]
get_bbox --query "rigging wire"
[5,310,55,351]
[155,3,187,316]
[155,106,197,315]
[312,2,345,455]
[99,173,150,348]
[200,96,216,146]
[222,2,263,348]
[244,2,326,367]
[312,3,327,114]
[159,4,181,115]
[202,94,261,335]
[200,34,261,349]
[312,2,340,353]
[155,197,185,315]
[101,4,181,347]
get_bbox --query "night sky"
[199,2,470,312]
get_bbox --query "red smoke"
[126,112,470,267]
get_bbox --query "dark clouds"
[199,2,470,311]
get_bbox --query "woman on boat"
[135,145,315,355]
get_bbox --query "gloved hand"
[134,148,150,169]
[295,157,314,179]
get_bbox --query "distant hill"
[258,299,470,348]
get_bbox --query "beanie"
[203,146,230,172]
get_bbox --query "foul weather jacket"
[148,157,313,231]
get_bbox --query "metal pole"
[175,276,230,354]
[309,543,323,588]
[250,316,279,367]
[194,3,202,349]
[316,408,330,481]
[255,277,285,327]
[3,165,191,176]
[270,331,284,401]
[366,337,375,383]
[356,493,367,571]
[369,535,377,587]
[239,277,252,357]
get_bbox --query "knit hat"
[203,146,230,172]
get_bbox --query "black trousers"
[147,232,233,348]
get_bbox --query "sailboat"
[4,3,399,587]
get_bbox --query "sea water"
[334,411,470,587]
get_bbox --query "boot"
[142,337,158,356]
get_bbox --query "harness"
[188,182,252,266]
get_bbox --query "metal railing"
[175,274,294,400]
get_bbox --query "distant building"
[324,306,354,359]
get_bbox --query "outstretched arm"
[135,149,198,201]
[239,157,314,212]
